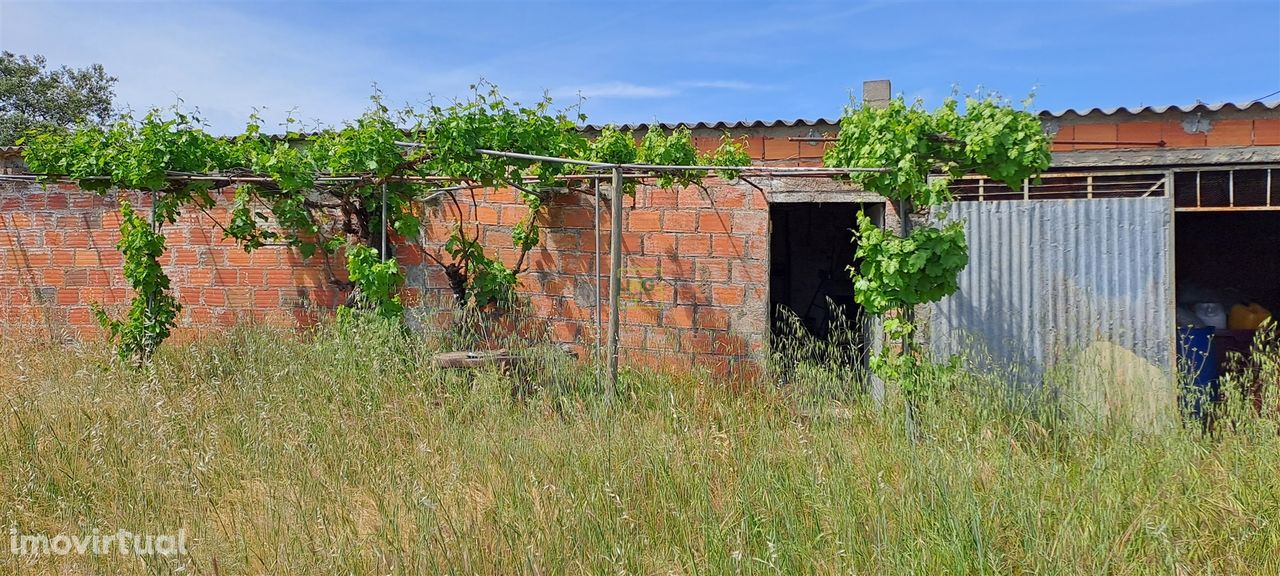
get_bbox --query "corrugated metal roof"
[580,118,838,131]
[1039,99,1280,119]
[1,99,1272,155]
[582,99,1280,131]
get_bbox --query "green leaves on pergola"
[13,83,1049,370]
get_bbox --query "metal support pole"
[896,196,916,440]
[1229,170,1235,207]
[150,190,159,233]
[149,190,159,331]
[380,183,388,261]
[594,178,603,385]
[897,197,914,354]
[606,166,624,401]
[1259,167,1269,208]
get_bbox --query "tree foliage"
[825,93,1051,206]
[0,52,116,146]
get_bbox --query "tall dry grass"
[0,316,1277,574]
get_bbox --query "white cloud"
[553,79,772,102]
[0,1,803,133]
[0,2,481,133]
[680,80,769,91]
[556,82,679,100]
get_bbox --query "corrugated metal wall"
[929,197,1173,383]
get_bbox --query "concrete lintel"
[742,176,885,204]
[765,190,885,204]
[1052,146,1280,168]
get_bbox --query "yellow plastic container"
[1228,303,1271,330]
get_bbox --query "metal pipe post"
[606,166,624,401]
[897,197,914,353]
[380,183,388,261]
[594,178,603,386]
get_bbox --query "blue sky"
[2,0,1278,134]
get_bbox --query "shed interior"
[1174,168,1280,323]
[768,202,876,354]
[1176,211,1280,315]
[1174,174,1280,413]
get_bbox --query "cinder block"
[626,210,662,232]
[710,187,747,209]
[642,233,678,256]
[697,212,731,233]
[677,234,712,256]
[712,285,745,306]
[1116,122,1164,146]
[663,211,697,232]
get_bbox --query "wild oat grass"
[0,319,1277,574]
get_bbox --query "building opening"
[768,202,879,369]
[1177,211,1280,317]
[1173,167,1280,414]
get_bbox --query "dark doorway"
[1172,212,1280,314]
[1174,210,1280,412]
[768,202,876,345]
[1176,211,1280,314]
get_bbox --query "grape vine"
[19,83,749,361]
[92,200,180,364]
[824,90,1050,387]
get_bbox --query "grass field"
[1,321,1278,574]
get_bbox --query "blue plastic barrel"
[1177,326,1219,419]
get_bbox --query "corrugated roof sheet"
[582,100,1280,131]
[1,100,1274,157]
[1039,99,1280,119]
[581,117,838,131]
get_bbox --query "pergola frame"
[2,145,893,399]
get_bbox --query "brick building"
[2,81,1278,374]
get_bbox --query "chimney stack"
[863,79,891,108]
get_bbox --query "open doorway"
[768,202,879,367]
[1177,211,1280,314]
[1175,208,1280,413]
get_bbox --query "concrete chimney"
[863,79,891,108]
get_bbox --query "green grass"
[1,320,1278,574]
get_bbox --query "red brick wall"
[403,135,842,370]
[1048,117,1280,151]
[410,178,777,370]
[4,109,1277,367]
[0,177,783,370]
[0,184,356,340]
[1,134,832,370]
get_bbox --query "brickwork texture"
[2,111,1277,369]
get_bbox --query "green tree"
[0,52,116,145]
